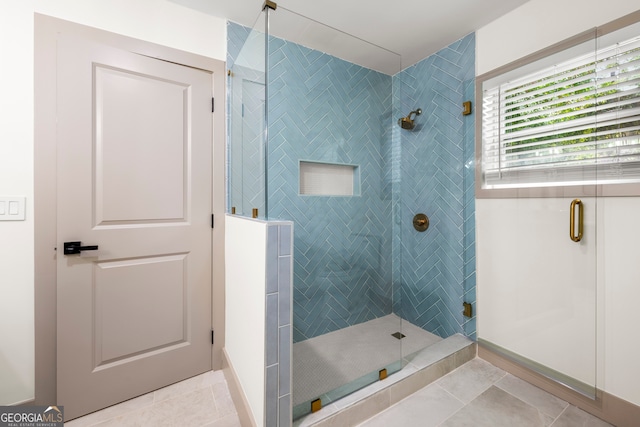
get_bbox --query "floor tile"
[202,412,243,427]
[437,358,506,403]
[64,393,155,427]
[60,356,616,427]
[95,387,218,427]
[166,387,219,426]
[358,383,464,427]
[293,314,440,407]
[93,400,176,427]
[153,371,224,403]
[440,386,551,427]
[68,370,238,427]
[212,382,238,417]
[496,374,568,419]
[550,405,613,427]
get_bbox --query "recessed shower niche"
[299,161,359,196]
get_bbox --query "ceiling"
[170,0,530,74]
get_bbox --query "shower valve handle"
[413,213,429,232]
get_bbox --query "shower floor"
[292,314,441,407]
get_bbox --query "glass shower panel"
[594,19,640,186]
[264,7,403,419]
[228,11,267,218]
[477,34,599,397]
[392,33,477,345]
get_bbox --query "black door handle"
[64,241,99,255]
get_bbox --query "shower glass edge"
[265,6,405,421]
[228,8,267,219]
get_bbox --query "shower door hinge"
[263,0,277,11]
[211,329,215,345]
[463,302,473,318]
[211,97,215,113]
[211,214,215,229]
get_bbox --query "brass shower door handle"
[569,199,583,242]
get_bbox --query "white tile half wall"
[225,215,293,427]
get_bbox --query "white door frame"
[34,14,226,406]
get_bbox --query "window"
[479,20,640,192]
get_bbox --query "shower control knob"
[413,213,429,232]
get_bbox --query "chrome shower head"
[398,108,422,130]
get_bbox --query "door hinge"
[212,97,215,113]
[211,214,215,229]
[211,329,215,345]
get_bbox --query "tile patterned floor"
[64,370,241,427]
[357,358,613,427]
[294,314,441,407]
[64,358,614,427]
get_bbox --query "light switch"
[0,197,26,221]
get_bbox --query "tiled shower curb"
[295,334,476,427]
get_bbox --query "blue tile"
[266,365,278,427]
[229,26,476,342]
[279,394,291,427]
[267,225,279,294]
[265,35,396,341]
[279,326,291,396]
[266,294,279,366]
[463,316,477,338]
[279,224,292,256]
[463,283,476,303]
[278,256,291,327]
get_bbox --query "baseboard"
[222,348,258,427]
[478,343,640,427]
[13,399,36,406]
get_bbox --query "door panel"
[56,35,212,419]
[95,255,187,365]
[95,65,188,224]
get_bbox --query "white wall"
[476,0,640,75]
[0,2,36,406]
[225,215,266,427]
[476,0,640,407]
[0,0,226,405]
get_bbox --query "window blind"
[482,34,640,188]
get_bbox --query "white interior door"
[56,35,213,420]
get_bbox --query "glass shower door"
[477,195,598,396]
[264,6,404,420]
[477,33,599,397]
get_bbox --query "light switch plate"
[0,197,26,221]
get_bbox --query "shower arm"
[406,109,422,121]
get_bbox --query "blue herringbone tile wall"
[393,33,476,338]
[267,36,395,342]
[227,23,477,344]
